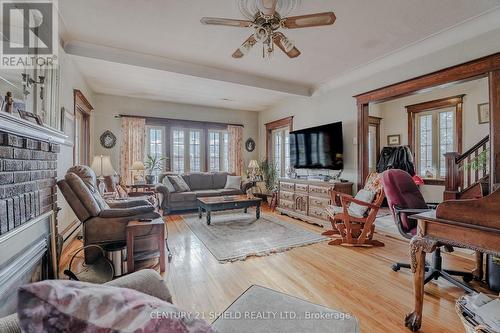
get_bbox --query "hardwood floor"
[60,205,478,333]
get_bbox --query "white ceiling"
[59,0,500,111]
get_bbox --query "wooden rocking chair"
[323,173,385,247]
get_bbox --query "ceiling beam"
[64,40,312,97]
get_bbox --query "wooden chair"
[324,173,385,247]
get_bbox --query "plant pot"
[145,175,156,184]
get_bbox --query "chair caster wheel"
[463,275,473,283]
[392,264,400,272]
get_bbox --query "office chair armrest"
[426,203,439,209]
[393,206,432,215]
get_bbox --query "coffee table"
[197,195,262,225]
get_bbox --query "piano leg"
[405,236,438,332]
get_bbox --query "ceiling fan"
[200,0,336,59]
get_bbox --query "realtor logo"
[1,0,58,68]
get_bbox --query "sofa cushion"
[194,190,220,198]
[168,175,190,192]
[224,175,241,190]
[17,280,215,333]
[348,189,375,217]
[162,176,176,193]
[170,192,197,202]
[185,173,213,191]
[218,189,243,196]
[212,172,229,189]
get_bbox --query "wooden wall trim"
[355,52,500,189]
[265,116,293,160]
[74,89,93,113]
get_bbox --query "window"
[189,131,201,172]
[209,131,229,172]
[172,129,185,173]
[407,95,463,183]
[272,127,290,177]
[146,126,165,176]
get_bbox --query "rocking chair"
[323,173,385,247]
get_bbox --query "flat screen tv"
[289,122,343,170]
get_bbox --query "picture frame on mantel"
[18,110,43,126]
[387,134,401,146]
[478,103,490,124]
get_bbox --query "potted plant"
[144,154,166,184]
[259,159,278,194]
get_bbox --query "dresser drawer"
[280,182,295,191]
[295,195,308,214]
[308,196,330,208]
[309,206,329,220]
[279,199,294,210]
[279,191,294,201]
[295,184,308,193]
[308,185,330,197]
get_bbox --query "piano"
[404,189,500,331]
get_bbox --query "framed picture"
[387,134,401,146]
[18,110,43,126]
[478,103,490,124]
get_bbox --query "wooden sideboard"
[276,178,353,227]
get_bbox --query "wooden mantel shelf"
[0,112,70,145]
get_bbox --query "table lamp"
[247,160,260,180]
[131,161,146,185]
[91,155,115,195]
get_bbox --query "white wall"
[372,78,489,202]
[57,44,95,239]
[258,26,500,194]
[92,94,259,175]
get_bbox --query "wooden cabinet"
[276,178,353,227]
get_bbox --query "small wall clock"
[100,130,117,149]
[245,138,256,152]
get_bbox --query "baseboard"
[60,219,81,245]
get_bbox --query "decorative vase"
[145,175,156,184]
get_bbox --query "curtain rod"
[115,114,244,128]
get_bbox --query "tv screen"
[289,122,343,170]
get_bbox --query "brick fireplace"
[0,113,66,317]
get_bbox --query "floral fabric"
[227,125,243,176]
[18,280,215,333]
[120,117,146,186]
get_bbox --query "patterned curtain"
[228,125,244,176]
[120,117,146,185]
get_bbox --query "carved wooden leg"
[473,251,484,281]
[405,236,438,332]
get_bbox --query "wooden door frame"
[73,90,93,166]
[265,116,294,160]
[354,52,500,190]
[368,116,381,172]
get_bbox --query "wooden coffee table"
[197,195,262,225]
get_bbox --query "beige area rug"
[182,211,328,263]
[212,285,359,333]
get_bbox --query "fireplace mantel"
[0,113,70,146]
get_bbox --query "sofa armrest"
[155,184,171,195]
[105,269,172,303]
[98,206,155,218]
[107,199,152,209]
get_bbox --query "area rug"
[212,285,359,333]
[182,211,328,263]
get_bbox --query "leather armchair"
[57,166,162,263]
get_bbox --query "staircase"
[444,135,490,200]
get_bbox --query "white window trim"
[272,127,290,177]
[171,127,205,173]
[208,130,229,172]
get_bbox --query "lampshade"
[131,161,146,171]
[91,155,115,177]
[248,160,259,169]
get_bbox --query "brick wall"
[0,131,60,236]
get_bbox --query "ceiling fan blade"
[273,32,301,58]
[200,17,253,28]
[257,0,277,16]
[232,35,258,59]
[282,12,336,29]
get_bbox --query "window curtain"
[120,117,146,185]
[228,125,243,176]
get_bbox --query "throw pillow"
[168,175,190,192]
[162,176,176,193]
[224,175,241,190]
[348,189,375,217]
[18,280,215,333]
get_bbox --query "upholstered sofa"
[57,166,163,263]
[156,172,253,214]
[0,269,172,333]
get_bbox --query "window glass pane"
[172,130,185,173]
[439,111,454,178]
[284,130,290,174]
[418,114,433,177]
[209,131,220,172]
[189,131,201,172]
[148,127,164,176]
[274,131,282,177]
[222,132,229,172]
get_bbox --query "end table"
[126,219,165,273]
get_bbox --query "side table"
[126,220,165,274]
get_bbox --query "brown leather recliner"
[57,166,162,263]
